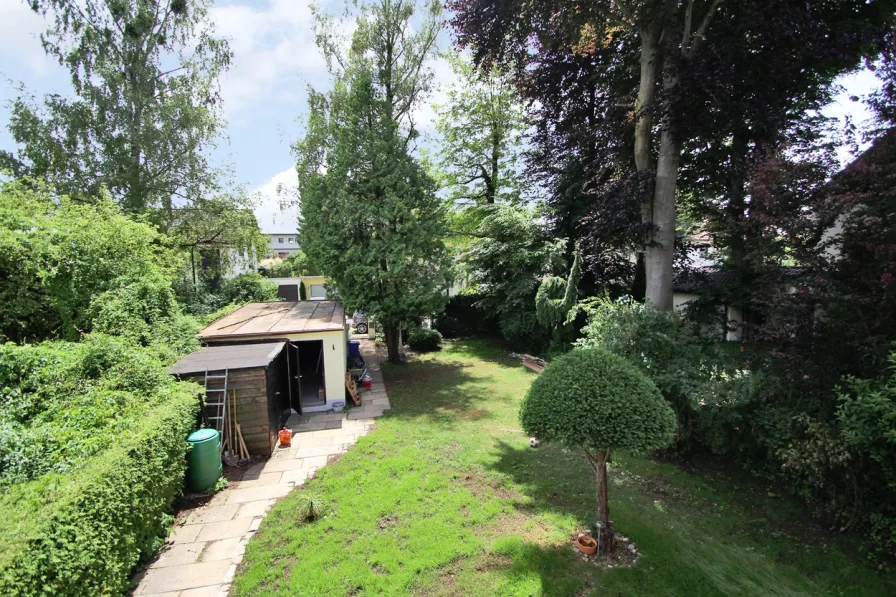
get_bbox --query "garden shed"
[197,301,349,414]
[170,342,289,456]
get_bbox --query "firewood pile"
[511,353,546,374]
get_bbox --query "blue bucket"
[347,341,360,357]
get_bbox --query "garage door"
[309,284,326,299]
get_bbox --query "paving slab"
[153,542,204,568]
[139,560,231,594]
[184,504,239,526]
[169,523,203,544]
[233,472,282,488]
[196,518,254,542]
[235,499,274,519]
[224,483,293,505]
[199,537,241,562]
[180,585,225,597]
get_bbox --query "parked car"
[352,311,369,334]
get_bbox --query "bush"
[575,296,739,444]
[0,386,198,596]
[433,292,498,338]
[219,272,280,304]
[262,251,314,278]
[0,183,179,342]
[520,347,675,550]
[0,335,187,489]
[408,327,442,352]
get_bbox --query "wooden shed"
[170,342,289,457]
[197,301,348,414]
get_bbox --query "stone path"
[132,339,388,597]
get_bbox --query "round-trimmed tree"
[520,347,676,551]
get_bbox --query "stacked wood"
[515,353,546,374]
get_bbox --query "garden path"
[131,339,388,597]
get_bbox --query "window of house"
[278,237,284,243]
[288,238,295,243]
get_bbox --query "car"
[352,311,369,334]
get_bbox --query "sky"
[0,0,882,233]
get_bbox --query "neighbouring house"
[268,276,331,302]
[195,301,349,415]
[268,232,301,257]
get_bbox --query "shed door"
[289,342,302,413]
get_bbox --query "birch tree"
[3,0,231,222]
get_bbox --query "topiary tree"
[535,246,581,349]
[520,347,676,551]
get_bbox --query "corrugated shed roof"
[197,301,345,340]
[169,342,286,376]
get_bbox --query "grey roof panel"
[169,342,286,376]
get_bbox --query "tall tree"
[450,0,894,309]
[296,0,450,362]
[432,55,527,206]
[3,0,231,222]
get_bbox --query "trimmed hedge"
[408,327,443,352]
[0,385,199,596]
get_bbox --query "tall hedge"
[0,386,198,596]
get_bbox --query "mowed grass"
[234,339,896,596]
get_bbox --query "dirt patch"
[377,515,400,530]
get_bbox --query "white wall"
[268,233,300,256]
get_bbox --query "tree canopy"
[296,0,450,361]
[3,0,232,223]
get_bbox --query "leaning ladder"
[203,368,229,450]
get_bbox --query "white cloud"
[211,0,328,115]
[252,166,299,233]
[0,2,49,75]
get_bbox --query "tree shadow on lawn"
[440,337,532,371]
[382,359,510,427]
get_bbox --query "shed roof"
[197,301,345,341]
[169,342,286,376]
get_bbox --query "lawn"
[234,339,896,597]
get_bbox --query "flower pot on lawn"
[576,534,597,555]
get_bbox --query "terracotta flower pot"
[576,534,597,555]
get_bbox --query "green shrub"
[408,327,442,352]
[520,347,675,549]
[0,384,198,596]
[0,335,186,489]
[574,296,740,443]
[220,272,280,304]
[263,251,314,278]
[0,182,179,342]
[433,291,497,338]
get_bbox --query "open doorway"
[289,340,325,411]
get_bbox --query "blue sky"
[0,0,881,233]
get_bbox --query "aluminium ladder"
[203,368,229,451]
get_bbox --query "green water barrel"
[186,428,222,492]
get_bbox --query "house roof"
[169,342,286,376]
[197,301,345,340]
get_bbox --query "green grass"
[234,339,896,596]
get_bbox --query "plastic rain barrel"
[348,341,361,357]
[186,428,222,492]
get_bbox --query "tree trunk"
[593,449,614,552]
[634,26,660,304]
[383,323,400,363]
[644,58,682,311]
[645,123,681,311]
